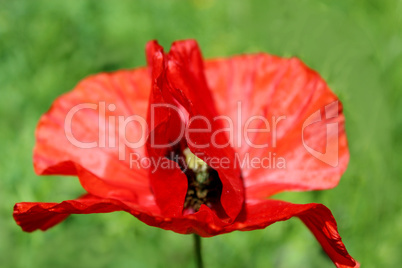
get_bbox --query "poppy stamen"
[170,147,222,213]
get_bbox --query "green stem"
[193,234,204,268]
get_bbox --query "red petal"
[144,40,245,219]
[165,40,245,220]
[13,193,226,237]
[34,69,154,204]
[222,200,359,268]
[204,54,349,198]
[144,41,188,217]
[140,205,227,237]
[13,194,125,232]
[74,165,159,211]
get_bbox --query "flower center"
[167,144,222,213]
[182,148,222,212]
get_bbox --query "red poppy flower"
[14,40,358,267]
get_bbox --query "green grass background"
[1,0,401,267]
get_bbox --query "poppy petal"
[13,193,225,237]
[13,194,126,232]
[221,199,359,268]
[144,41,189,217]
[144,40,245,220]
[139,204,227,237]
[34,69,154,203]
[165,40,245,220]
[74,164,159,210]
[204,54,349,198]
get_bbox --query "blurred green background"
[1,0,401,267]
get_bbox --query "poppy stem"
[193,234,204,268]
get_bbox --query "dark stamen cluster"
[183,167,222,211]
[167,145,222,212]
